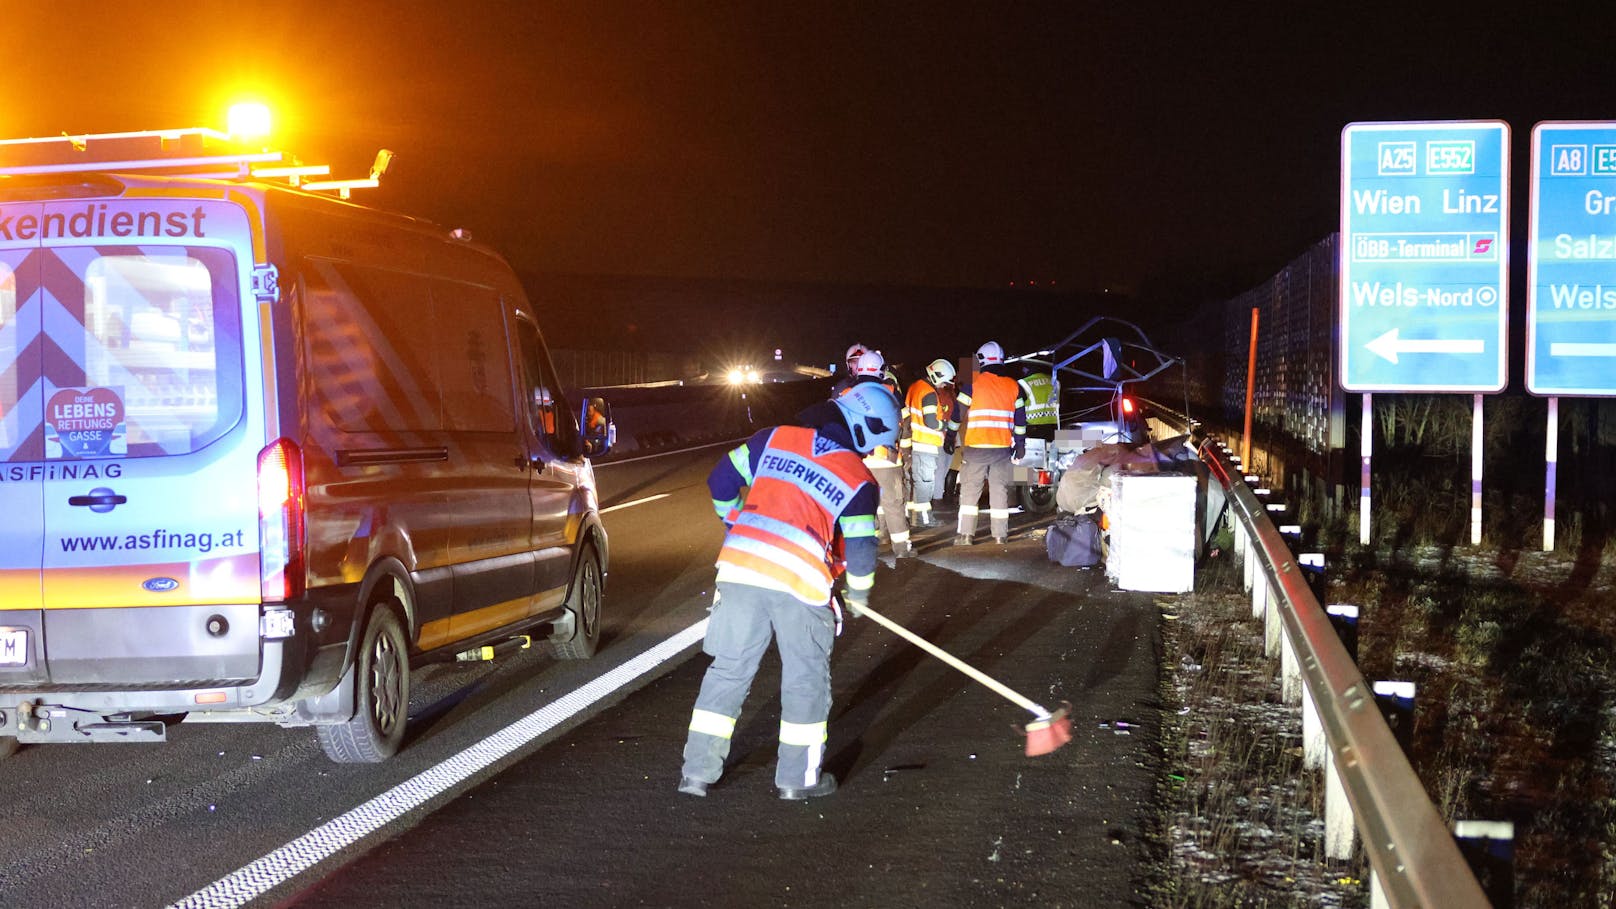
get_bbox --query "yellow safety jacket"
[1020,372,1057,427]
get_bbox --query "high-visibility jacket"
[1020,372,1058,427]
[901,379,945,452]
[957,371,1026,449]
[713,426,878,605]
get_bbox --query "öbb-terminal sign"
[1528,122,1616,397]
[1340,121,1510,392]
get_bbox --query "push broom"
[842,597,1073,756]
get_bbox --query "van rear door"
[0,227,46,679]
[36,199,263,684]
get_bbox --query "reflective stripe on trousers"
[906,449,941,512]
[681,581,836,789]
[956,446,1013,537]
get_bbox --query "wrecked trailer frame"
[1002,317,1186,514]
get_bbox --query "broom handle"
[855,603,1050,719]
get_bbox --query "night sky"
[6,3,1614,303]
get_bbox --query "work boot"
[894,541,915,559]
[992,535,1008,545]
[778,773,838,800]
[677,776,709,797]
[952,534,973,546]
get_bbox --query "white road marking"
[600,492,672,513]
[170,619,710,909]
[593,436,747,467]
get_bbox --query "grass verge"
[1145,552,1368,908]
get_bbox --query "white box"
[1106,471,1197,593]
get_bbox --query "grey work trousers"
[868,461,909,547]
[956,446,1013,538]
[681,581,836,790]
[906,448,942,519]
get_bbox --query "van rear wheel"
[317,604,410,763]
[548,544,602,660]
[0,736,17,759]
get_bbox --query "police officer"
[901,358,955,528]
[1018,365,1058,442]
[948,341,1027,545]
[678,382,900,800]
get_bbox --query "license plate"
[0,628,28,666]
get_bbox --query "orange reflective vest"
[715,426,876,605]
[902,379,945,452]
[961,372,1023,448]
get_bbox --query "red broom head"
[1023,703,1073,757]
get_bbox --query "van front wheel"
[548,544,602,660]
[317,604,410,763]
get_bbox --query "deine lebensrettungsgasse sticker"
[45,387,127,459]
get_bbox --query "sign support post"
[1361,394,1372,546]
[1471,394,1483,546]
[1544,397,1558,552]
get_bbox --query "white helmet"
[975,341,1004,366]
[853,349,885,377]
[834,383,901,454]
[845,343,869,366]
[925,358,956,386]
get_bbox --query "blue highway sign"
[1339,121,1510,392]
[1528,122,1616,396]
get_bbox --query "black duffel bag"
[1046,511,1103,568]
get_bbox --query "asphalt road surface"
[0,442,1163,908]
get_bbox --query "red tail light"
[1121,397,1136,415]
[258,438,306,602]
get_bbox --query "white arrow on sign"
[1366,328,1485,364]
[1549,342,1616,358]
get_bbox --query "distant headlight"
[727,368,745,384]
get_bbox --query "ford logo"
[142,577,180,593]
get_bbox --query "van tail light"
[258,438,306,602]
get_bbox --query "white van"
[0,128,612,762]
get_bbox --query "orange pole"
[1242,307,1259,465]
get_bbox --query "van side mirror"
[580,396,614,457]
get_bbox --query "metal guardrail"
[1199,437,1490,908]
